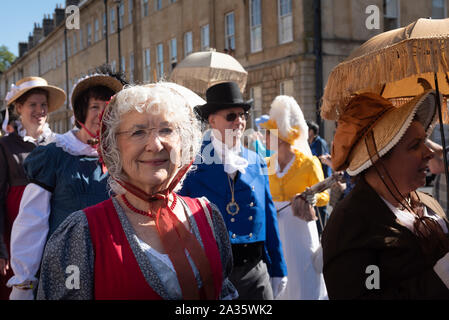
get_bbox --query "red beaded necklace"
[121,193,177,218]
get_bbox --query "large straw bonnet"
[332,90,438,176]
[70,74,124,109]
[5,76,66,113]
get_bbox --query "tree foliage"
[0,45,16,72]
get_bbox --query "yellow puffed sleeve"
[308,156,329,207]
[266,151,329,207]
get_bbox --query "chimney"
[54,5,65,26]
[33,23,44,44]
[18,42,28,57]
[43,14,54,36]
[28,33,35,49]
[66,0,81,6]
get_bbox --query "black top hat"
[195,82,252,121]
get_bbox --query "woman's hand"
[318,153,332,167]
[0,258,9,276]
[291,194,317,222]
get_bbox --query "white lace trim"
[275,154,296,179]
[16,121,57,146]
[55,130,98,157]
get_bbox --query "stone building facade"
[1,0,448,141]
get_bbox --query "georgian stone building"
[1,0,447,140]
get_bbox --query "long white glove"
[271,276,288,299]
[9,286,35,300]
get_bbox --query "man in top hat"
[179,81,288,300]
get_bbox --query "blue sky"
[0,1,62,57]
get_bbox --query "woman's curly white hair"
[99,82,203,194]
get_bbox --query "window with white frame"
[169,38,177,67]
[57,44,61,66]
[201,24,210,51]
[121,56,126,73]
[128,0,133,24]
[95,19,99,42]
[119,2,125,29]
[53,49,57,69]
[383,0,399,31]
[250,0,262,52]
[103,12,107,38]
[129,52,134,83]
[432,0,446,18]
[250,86,262,118]
[278,0,292,44]
[225,12,235,50]
[280,79,293,96]
[143,0,149,17]
[66,36,71,57]
[156,43,164,80]
[87,23,92,46]
[143,48,151,82]
[79,26,84,50]
[110,8,116,33]
[73,34,77,54]
[155,0,162,11]
[184,31,193,57]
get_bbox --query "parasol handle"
[276,172,343,213]
[434,73,449,219]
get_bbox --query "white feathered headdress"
[261,95,312,156]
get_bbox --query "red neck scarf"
[76,120,99,147]
[114,163,215,300]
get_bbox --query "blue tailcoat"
[179,137,287,277]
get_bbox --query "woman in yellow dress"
[261,95,329,300]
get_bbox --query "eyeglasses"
[116,125,179,143]
[220,111,249,122]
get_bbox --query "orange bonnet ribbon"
[115,163,215,300]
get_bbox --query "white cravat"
[211,132,248,178]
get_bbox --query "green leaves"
[0,45,16,72]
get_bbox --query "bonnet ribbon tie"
[115,162,215,300]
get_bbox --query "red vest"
[84,196,223,300]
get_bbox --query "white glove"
[270,276,288,299]
[305,188,317,206]
[9,286,35,300]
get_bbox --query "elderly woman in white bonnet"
[260,95,329,300]
[36,82,237,300]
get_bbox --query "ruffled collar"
[55,129,99,157]
[275,153,296,179]
[16,120,57,146]
[268,149,308,180]
[210,131,248,175]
